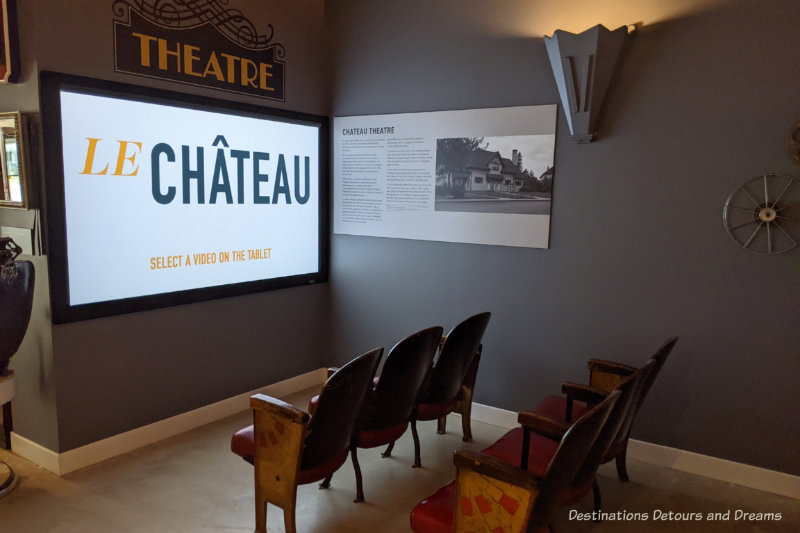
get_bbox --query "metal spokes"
[723,174,799,254]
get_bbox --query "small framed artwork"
[1,0,20,84]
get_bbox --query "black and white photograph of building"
[434,134,555,215]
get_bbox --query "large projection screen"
[40,72,329,323]
[333,105,557,248]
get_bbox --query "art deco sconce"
[544,24,630,143]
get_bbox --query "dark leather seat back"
[531,390,620,529]
[574,360,653,487]
[634,336,678,416]
[360,326,442,429]
[301,347,382,471]
[419,312,491,405]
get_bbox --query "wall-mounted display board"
[333,105,557,248]
[40,72,328,323]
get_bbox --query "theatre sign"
[113,0,285,101]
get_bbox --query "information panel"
[333,105,557,248]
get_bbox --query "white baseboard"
[470,401,518,429]
[625,439,800,501]
[10,433,60,474]
[10,376,799,500]
[10,368,327,476]
[470,402,800,500]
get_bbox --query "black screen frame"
[40,71,330,324]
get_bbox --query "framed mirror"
[0,111,28,209]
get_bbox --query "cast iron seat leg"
[436,416,446,435]
[411,419,422,468]
[381,441,395,458]
[615,447,629,482]
[351,446,365,502]
[592,480,602,519]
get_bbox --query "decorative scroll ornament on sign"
[112,0,285,100]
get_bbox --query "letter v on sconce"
[545,24,630,143]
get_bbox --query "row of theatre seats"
[229,311,677,533]
[230,311,493,533]
[410,336,679,533]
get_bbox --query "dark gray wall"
[1,0,331,452]
[328,0,800,475]
[0,0,61,451]
[1,0,798,476]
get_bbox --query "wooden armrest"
[454,450,540,533]
[561,382,608,405]
[517,411,570,441]
[561,382,608,421]
[249,394,309,498]
[517,413,569,470]
[587,358,637,376]
[454,450,540,487]
[250,393,310,425]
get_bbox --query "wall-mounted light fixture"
[544,24,630,143]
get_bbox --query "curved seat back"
[634,336,678,416]
[419,312,491,406]
[531,390,620,529]
[360,326,443,429]
[575,360,653,486]
[301,347,382,470]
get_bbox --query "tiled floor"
[0,387,798,532]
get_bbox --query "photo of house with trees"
[434,135,555,215]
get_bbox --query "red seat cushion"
[480,427,594,506]
[308,395,319,414]
[416,399,457,421]
[231,424,256,460]
[410,479,456,533]
[410,478,551,533]
[531,394,589,422]
[410,396,596,533]
[230,424,348,485]
[480,427,557,477]
[297,450,349,485]
[356,421,408,448]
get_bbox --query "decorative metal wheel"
[723,174,800,254]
